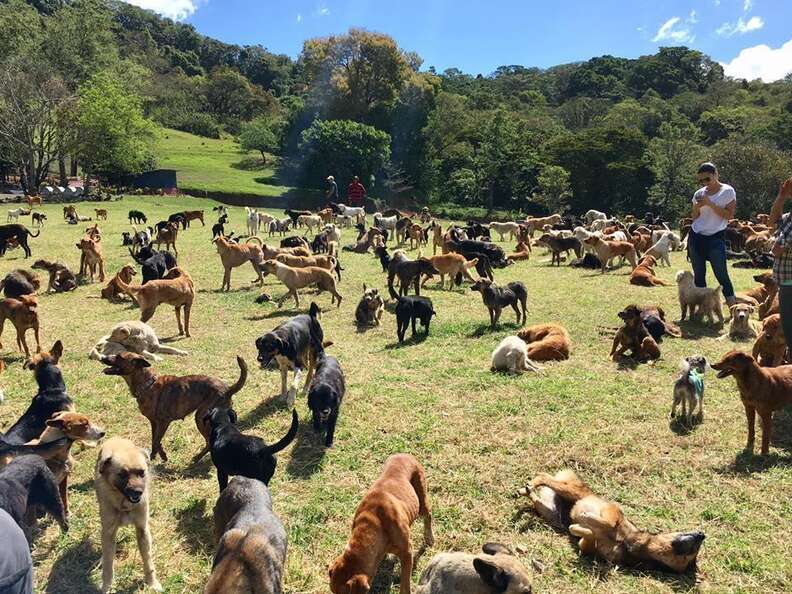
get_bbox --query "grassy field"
[156,129,295,197]
[1,195,790,594]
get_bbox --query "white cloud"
[743,0,752,11]
[122,0,199,21]
[296,12,303,23]
[688,9,698,24]
[652,17,695,44]
[314,3,330,17]
[722,38,792,82]
[716,16,764,37]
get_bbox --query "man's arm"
[769,178,792,226]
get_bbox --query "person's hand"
[698,194,712,207]
[781,177,792,199]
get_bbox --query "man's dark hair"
[697,162,717,174]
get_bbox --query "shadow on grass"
[285,421,326,479]
[367,547,430,594]
[238,394,285,431]
[466,322,521,338]
[45,538,101,594]
[677,320,725,339]
[231,157,268,172]
[175,497,214,555]
[244,309,299,321]
[159,455,213,480]
[384,332,429,349]
[669,414,703,436]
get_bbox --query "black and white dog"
[307,347,345,447]
[255,302,327,407]
[129,245,177,284]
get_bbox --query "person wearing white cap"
[325,175,338,202]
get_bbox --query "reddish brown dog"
[517,323,571,361]
[329,454,434,594]
[629,255,669,287]
[711,350,792,455]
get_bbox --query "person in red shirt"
[347,176,367,207]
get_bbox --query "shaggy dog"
[490,336,542,374]
[517,323,571,361]
[354,285,384,327]
[675,270,723,324]
[671,355,707,424]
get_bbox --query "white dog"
[336,203,366,224]
[245,207,259,236]
[490,336,542,374]
[584,209,607,225]
[651,229,680,251]
[646,234,673,266]
[323,223,341,244]
[373,213,398,231]
[96,438,162,593]
[489,221,521,242]
[89,321,188,362]
[7,208,29,222]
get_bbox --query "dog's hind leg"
[288,367,303,407]
[135,522,162,592]
[175,306,184,336]
[100,520,120,593]
[140,350,164,362]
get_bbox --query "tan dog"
[583,236,637,273]
[27,194,42,208]
[522,469,704,573]
[214,235,265,291]
[101,265,137,302]
[431,222,443,255]
[408,223,426,250]
[63,205,77,220]
[101,352,247,461]
[675,270,723,324]
[0,411,104,514]
[629,255,669,287]
[275,253,341,281]
[329,454,434,594]
[0,295,40,357]
[524,214,562,237]
[76,237,106,282]
[420,253,478,289]
[507,240,531,262]
[517,323,571,361]
[721,303,759,341]
[631,232,652,254]
[154,222,178,255]
[183,210,205,226]
[260,260,342,308]
[117,267,195,337]
[736,271,776,306]
[95,437,162,593]
[752,314,787,367]
[711,350,792,455]
[94,208,108,220]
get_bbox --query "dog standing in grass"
[671,356,707,424]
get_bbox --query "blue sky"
[125,0,792,81]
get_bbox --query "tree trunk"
[260,151,267,165]
[58,153,67,186]
[70,156,78,177]
[486,181,495,216]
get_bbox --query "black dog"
[311,231,329,254]
[639,305,682,343]
[470,278,528,329]
[280,236,309,249]
[0,269,40,298]
[129,246,177,284]
[3,342,73,446]
[374,245,391,272]
[168,212,188,230]
[121,232,134,247]
[387,252,439,299]
[212,214,228,239]
[395,296,435,343]
[464,222,490,239]
[128,210,147,224]
[306,348,345,447]
[206,408,299,490]
[570,253,603,269]
[0,456,68,541]
[0,224,39,258]
[446,239,510,269]
[284,209,313,227]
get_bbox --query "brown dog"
[629,255,669,287]
[420,253,478,289]
[76,237,106,282]
[522,469,704,572]
[101,352,247,461]
[711,350,792,455]
[32,259,78,293]
[752,314,787,367]
[260,260,342,308]
[94,208,108,220]
[610,304,660,362]
[584,236,637,274]
[214,236,265,291]
[736,271,776,306]
[117,267,195,337]
[101,265,137,302]
[0,295,40,357]
[329,454,434,594]
[517,323,571,361]
[154,222,178,255]
[183,210,205,226]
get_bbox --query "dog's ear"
[50,340,64,363]
[229,409,238,424]
[46,414,66,428]
[473,558,509,591]
[134,357,151,369]
[98,454,114,476]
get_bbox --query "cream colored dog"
[95,437,162,593]
[89,320,189,362]
[720,303,759,341]
[675,270,723,324]
[259,260,342,308]
[646,233,672,267]
[490,336,542,374]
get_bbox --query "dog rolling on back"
[205,477,287,594]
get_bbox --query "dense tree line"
[1,0,790,216]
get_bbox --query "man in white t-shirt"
[688,162,737,306]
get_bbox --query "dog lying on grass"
[629,255,669,287]
[721,303,759,341]
[522,469,704,572]
[100,265,137,302]
[0,269,40,298]
[517,323,571,361]
[89,320,189,362]
[31,259,77,293]
[491,336,542,374]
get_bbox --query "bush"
[177,113,221,139]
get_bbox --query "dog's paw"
[147,577,163,592]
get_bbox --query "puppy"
[417,543,533,594]
[752,314,787,367]
[610,305,660,362]
[721,303,759,341]
[206,408,298,490]
[354,284,384,327]
[205,477,287,594]
[95,437,162,593]
[517,323,571,361]
[307,347,345,447]
[523,469,704,572]
[675,270,723,324]
[470,278,528,329]
[329,454,434,594]
[490,336,542,374]
[395,295,435,343]
[711,350,792,455]
[671,356,707,424]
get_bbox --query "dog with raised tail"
[671,355,707,424]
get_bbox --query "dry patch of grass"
[0,196,789,593]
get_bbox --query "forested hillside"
[1,0,791,217]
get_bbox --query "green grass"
[156,129,296,197]
[2,196,791,593]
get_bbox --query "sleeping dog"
[255,302,327,407]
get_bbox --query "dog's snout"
[125,488,143,504]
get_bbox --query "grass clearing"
[0,195,790,593]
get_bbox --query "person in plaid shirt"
[768,177,792,351]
